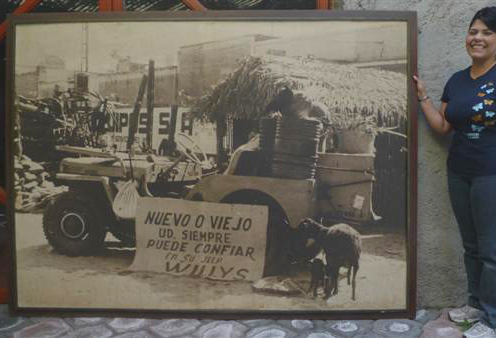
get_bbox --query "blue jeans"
[448,170,496,328]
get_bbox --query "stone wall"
[342,0,495,307]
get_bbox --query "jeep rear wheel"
[43,191,107,256]
[221,190,290,277]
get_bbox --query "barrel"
[271,117,322,179]
[259,117,277,153]
[259,117,277,177]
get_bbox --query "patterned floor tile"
[114,330,158,338]
[65,317,105,328]
[11,318,71,338]
[325,320,374,337]
[245,324,296,338]
[297,330,342,338]
[415,309,442,325]
[150,319,201,337]
[192,320,249,338]
[64,324,113,338]
[373,319,423,338]
[108,318,149,333]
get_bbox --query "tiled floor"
[0,305,468,338]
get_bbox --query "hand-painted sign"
[130,198,268,281]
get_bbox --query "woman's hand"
[412,75,452,135]
[413,75,427,100]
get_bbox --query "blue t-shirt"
[442,64,496,176]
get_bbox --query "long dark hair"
[470,6,496,32]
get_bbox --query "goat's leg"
[323,277,331,300]
[309,277,319,297]
[308,272,316,294]
[347,266,351,285]
[318,279,324,297]
[332,273,338,295]
[308,281,313,294]
[351,263,358,301]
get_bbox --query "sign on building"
[107,106,217,156]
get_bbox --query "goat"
[298,218,361,301]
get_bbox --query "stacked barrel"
[259,117,277,176]
[261,117,321,180]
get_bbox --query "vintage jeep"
[42,133,212,255]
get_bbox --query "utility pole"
[146,60,155,151]
[81,23,89,72]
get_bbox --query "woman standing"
[414,6,496,338]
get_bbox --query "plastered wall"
[342,0,496,307]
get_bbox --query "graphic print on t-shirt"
[442,67,496,175]
[469,81,496,139]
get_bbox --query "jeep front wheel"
[42,192,107,256]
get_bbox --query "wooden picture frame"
[6,10,418,318]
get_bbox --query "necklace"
[470,59,496,79]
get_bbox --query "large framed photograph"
[7,10,418,318]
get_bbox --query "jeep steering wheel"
[175,133,207,165]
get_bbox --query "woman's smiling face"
[466,19,496,63]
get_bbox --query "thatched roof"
[193,55,407,130]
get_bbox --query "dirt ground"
[14,213,408,312]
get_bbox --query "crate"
[316,152,375,222]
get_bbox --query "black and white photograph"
[8,11,417,315]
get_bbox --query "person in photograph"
[413,6,496,338]
[158,136,179,157]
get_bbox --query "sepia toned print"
[8,11,416,316]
